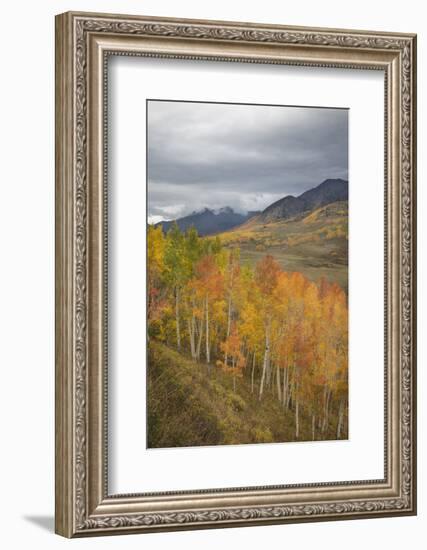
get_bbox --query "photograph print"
[147,99,349,449]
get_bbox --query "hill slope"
[218,200,348,291]
[147,340,346,448]
[257,178,348,223]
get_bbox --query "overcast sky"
[147,100,348,223]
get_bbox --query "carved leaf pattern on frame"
[71,17,414,531]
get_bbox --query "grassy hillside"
[147,340,347,448]
[217,201,348,291]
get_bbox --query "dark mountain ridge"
[155,207,259,237]
[257,178,348,223]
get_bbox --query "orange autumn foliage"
[147,224,348,437]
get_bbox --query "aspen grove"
[148,223,348,440]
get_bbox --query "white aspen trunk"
[287,364,295,410]
[295,393,299,439]
[282,367,288,409]
[265,319,272,389]
[322,386,328,432]
[266,324,271,388]
[259,361,266,400]
[312,414,316,441]
[259,327,270,400]
[187,301,196,360]
[188,295,197,359]
[251,353,256,393]
[323,388,332,433]
[224,294,232,368]
[205,295,210,364]
[271,364,276,395]
[276,365,282,402]
[196,317,204,361]
[224,261,235,367]
[270,365,274,395]
[187,317,196,359]
[175,287,181,350]
[192,316,196,357]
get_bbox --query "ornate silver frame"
[55,11,417,537]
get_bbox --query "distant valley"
[221,199,348,292]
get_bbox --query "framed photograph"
[55,11,417,537]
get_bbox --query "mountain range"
[154,178,348,236]
[155,207,260,236]
[255,178,348,224]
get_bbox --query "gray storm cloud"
[147,100,348,222]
